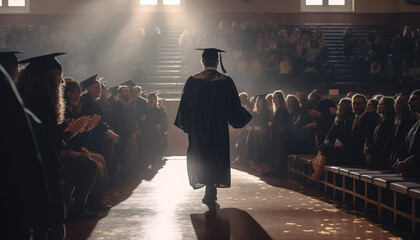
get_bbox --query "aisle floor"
[66,156,406,240]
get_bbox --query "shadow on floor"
[65,158,167,240]
[190,208,272,240]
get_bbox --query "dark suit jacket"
[341,113,378,165]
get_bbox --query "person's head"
[118,86,131,102]
[373,94,384,101]
[409,89,420,113]
[295,91,307,102]
[272,90,286,110]
[394,94,410,116]
[286,94,300,114]
[377,97,395,119]
[198,48,225,72]
[132,86,142,99]
[346,92,356,98]
[147,93,159,107]
[0,51,20,82]
[367,99,378,113]
[239,92,249,103]
[86,82,101,100]
[308,89,321,103]
[266,93,273,106]
[352,94,367,115]
[64,77,82,109]
[254,95,268,113]
[337,98,353,121]
[16,53,66,125]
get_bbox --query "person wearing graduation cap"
[0,51,21,82]
[80,74,119,179]
[175,48,252,208]
[16,53,97,237]
[1,62,51,240]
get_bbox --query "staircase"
[140,26,187,100]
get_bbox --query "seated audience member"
[112,84,137,179]
[16,53,93,236]
[80,74,119,172]
[144,92,164,168]
[286,94,314,154]
[336,94,378,165]
[364,97,395,169]
[269,90,290,177]
[385,93,418,171]
[393,90,420,177]
[367,98,380,122]
[247,94,272,173]
[1,65,54,240]
[0,51,21,83]
[64,78,110,212]
[325,98,354,145]
[313,98,353,179]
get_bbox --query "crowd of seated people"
[0,25,162,80]
[1,51,168,240]
[231,87,420,181]
[344,25,420,83]
[179,21,328,82]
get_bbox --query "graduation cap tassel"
[219,53,227,73]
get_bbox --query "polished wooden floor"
[66,156,408,240]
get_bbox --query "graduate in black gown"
[1,64,50,240]
[175,48,252,207]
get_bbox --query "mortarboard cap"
[80,74,99,91]
[17,53,65,71]
[195,48,227,73]
[109,85,119,96]
[119,79,136,87]
[144,91,159,98]
[0,51,21,68]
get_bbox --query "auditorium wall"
[18,0,420,14]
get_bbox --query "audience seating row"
[288,154,420,235]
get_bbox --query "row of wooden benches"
[288,154,420,235]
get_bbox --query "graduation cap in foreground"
[0,51,22,68]
[80,74,99,91]
[17,53,65,71]
[119,79,137,87]
[195,48,227,73]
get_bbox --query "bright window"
[328,0,345,5]
[8,0,25,7]
[140,0,157,5]
[163,0,180,5]
[306,0,322,5]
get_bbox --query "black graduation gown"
[80,93,109,151]
[174,70,252,189]
[1,67,52,239]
